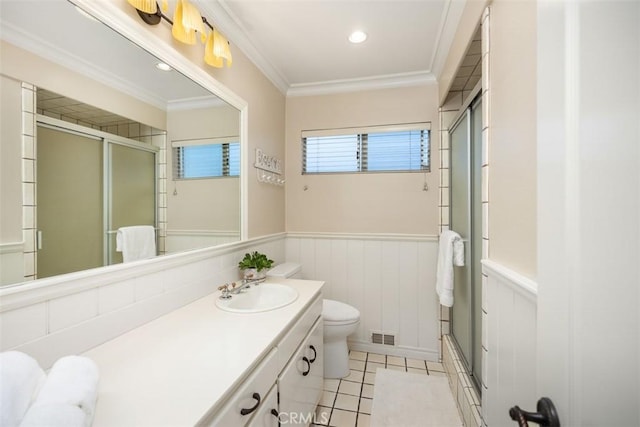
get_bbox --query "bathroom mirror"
[0,0,242,285]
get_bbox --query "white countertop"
[83,278,323,427]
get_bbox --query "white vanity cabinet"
[86,279,324,427]
[246,384,279,427]
[203,294,324,427]
[205,349,279,427]
[278,317,324,426]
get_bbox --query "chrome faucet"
[231,274,265,294]
[217,274,266,300]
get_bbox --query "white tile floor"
[313,351,447,427]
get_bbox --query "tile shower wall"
[438,8,492,426]
[285,233,440,361]
[0,234,286,369]
[21,83,37,281]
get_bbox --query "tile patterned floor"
[313,351,447,427]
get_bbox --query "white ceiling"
[199,0,466,95]
[0,0,466,103]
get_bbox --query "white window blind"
[172,138,239,179]
[302,123,430,174]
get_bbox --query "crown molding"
[201,0,460,98]
[197,0,291,95]
[430,0,467,80]
[286,71,437,97]
[167,95,229,111]
[0,20,169,111]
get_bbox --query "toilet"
[267,263,361,379]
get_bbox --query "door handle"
[240,392,261,416]
[308,345,317,363]
[301,356,311,376]
[509,397,560,427]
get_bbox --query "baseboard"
[348,339,439,362]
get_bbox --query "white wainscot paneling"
[0,242,25,285]
[482,259,537,427]
[286,234,439,361]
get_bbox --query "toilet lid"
[323,299,360,323]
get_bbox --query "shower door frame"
[448,86,483,392]
[35,115,159,275]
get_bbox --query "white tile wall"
[49,289,99,332]
[286,234,440,361]
[0,303,47,349]
[98,280,135,314]
[0,234,286,369]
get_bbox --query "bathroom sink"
[215,283,298,313]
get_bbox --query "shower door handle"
[509,397,560,427]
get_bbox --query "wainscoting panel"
[481,259,537,427]
[0,241,24,286]
[286,234,440,360]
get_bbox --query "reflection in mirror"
[0,0,241,286]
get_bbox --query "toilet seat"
[323,299,360,326]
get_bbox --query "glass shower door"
[449,110,472,365]
[449,95,483,390]
[107,142,157,264]
[36,125,103,278]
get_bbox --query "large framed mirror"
[0,0,245,286]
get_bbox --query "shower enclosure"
[449,93,483,390]
[36,119,157,279]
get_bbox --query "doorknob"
[509,397,560,427]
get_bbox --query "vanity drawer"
[277,295,322,374]
[204,348,279,427]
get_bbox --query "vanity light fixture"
[348,30,368,44]
[128,0,232,68]
[127,0,167,15]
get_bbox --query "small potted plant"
[238,251,274,279]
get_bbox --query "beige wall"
[167,105,240,232]
[0,75,23,243]
[285,85,440,235]
[487,0,537,278]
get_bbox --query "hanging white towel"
[0,351,46,427]
[435,230,465,307]
[116,225,156,263]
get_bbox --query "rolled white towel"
[20,403,86,427]
[31,356,99,426]
[0,351,46,427]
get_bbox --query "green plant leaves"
[238,251,274,271]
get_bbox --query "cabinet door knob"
[302,356,311,376]
[308,345,317,363]
[240,392,261,416]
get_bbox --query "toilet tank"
[267,262,303,279]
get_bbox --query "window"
[302,124,430,174]
[173,140,239,179]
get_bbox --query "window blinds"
[302,123,430,174]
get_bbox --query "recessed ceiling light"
[155,62,172,72]
[348,30,367,44]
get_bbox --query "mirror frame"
[69,0,249,243]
